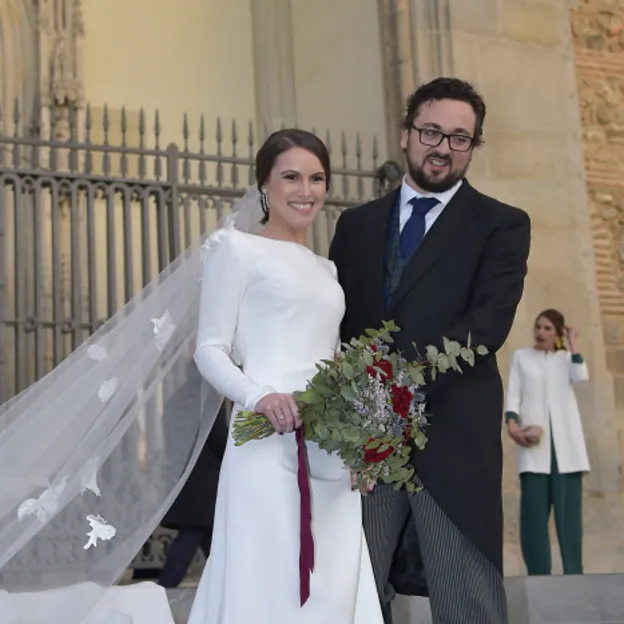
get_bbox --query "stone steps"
[166,574,624,624]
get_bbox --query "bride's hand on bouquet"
[254,393,301,434]
[351,471,376,494]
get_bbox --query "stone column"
[250,0,298,136]
[0,0,38,133]
[377,0,454,164]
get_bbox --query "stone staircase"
[166,574,624,624]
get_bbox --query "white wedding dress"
[188,226,383,624]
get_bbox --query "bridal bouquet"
[232,321,488,493]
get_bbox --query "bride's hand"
[254,393,301,434]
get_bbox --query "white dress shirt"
[398,176,463,234]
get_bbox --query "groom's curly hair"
[403,77,487,147]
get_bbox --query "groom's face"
[401,98,477,193]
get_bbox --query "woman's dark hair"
[402,77,486,147]
[535,309,566,349]
[255,129,331,224]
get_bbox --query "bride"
[0,129,383,624]
[187,129,382,623]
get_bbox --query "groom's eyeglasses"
[411,126,474,153]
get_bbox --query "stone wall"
[572,1,624,489]
[444,0,623,575]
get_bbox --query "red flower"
[391,385,413,419]
[366,356,393,382]
[363,437,393,463]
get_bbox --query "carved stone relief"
[572,1,624,367]
[37,0,85,141]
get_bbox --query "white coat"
[505,347,590,475]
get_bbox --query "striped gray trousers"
[363,483,508,624]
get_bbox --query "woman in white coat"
[505,309,590,576]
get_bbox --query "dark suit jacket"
[329,180,531,593]
[161,373,228,531]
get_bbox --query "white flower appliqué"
[199,217,236,282]
[98,378,119,403]
[80,457,101,497]
[17,476,69,523]
[201,215,236,253]
[87,344,108,361]
[84,514,117,550]
[151,309,176,352]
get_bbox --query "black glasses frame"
[411,126,474,153]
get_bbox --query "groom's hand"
[255,393,301,434]
[351,471,376,493]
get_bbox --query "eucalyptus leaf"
[343,427,362,444]
[342,361,355,380]
[436,353,449,372]
[316,385,335,398]
[448,353,461,372]
[340,385,357,402]
[448,340,461,356]
[460,348,475,367]
[314,421,329,440]
[426,345,439,364]
[299,389,319,404]
[476,345,489,355]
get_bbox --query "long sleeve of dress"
[569,352,589,384]
[504,350,522,418]
[194,231,275,411]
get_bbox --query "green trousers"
[520,440,583,576]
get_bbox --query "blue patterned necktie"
[399,196,440,259]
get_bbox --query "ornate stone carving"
[37,0,85,140]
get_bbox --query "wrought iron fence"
[0,100,386,404]
[0,100,388,576]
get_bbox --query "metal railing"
[0,100,386,403]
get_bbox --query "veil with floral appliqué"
[0,186,264,621]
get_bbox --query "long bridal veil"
[0,186,264,622]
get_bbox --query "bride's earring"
[260,187,270,219]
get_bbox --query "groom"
[329,77,531,623]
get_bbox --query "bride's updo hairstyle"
[255,129,331,224]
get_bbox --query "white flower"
[17,476,68,523]
[98,378,119,403]
[151,309,176,352]
[83,514,117,550]
[199,218,236,282]
[80,457,101,497]
[201,216,236,253]
[87,344,108,361]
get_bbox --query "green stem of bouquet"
[233,414,275,445]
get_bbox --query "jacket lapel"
[364,188,399,313]
[388,180,481,312]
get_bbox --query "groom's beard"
[407,151,471,193]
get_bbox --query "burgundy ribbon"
[296,425,314,606]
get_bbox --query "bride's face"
[264,147,328,231]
